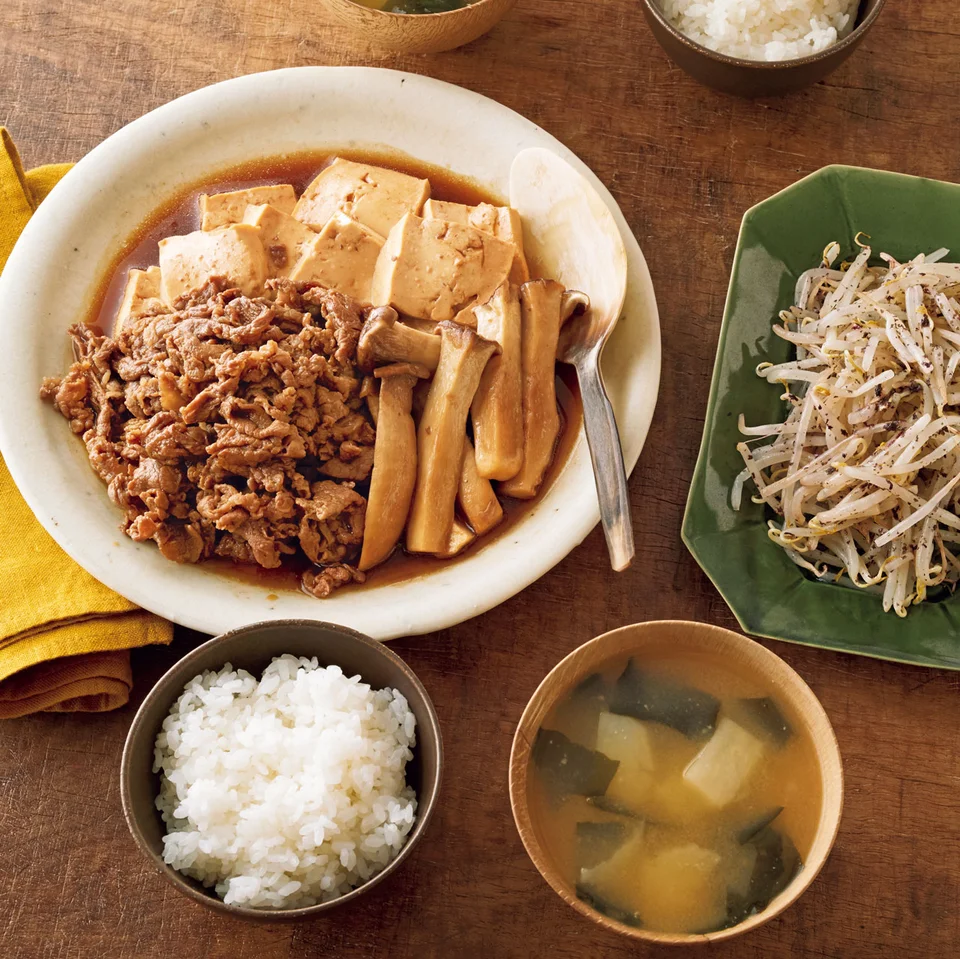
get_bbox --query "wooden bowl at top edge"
[508,620,844,945]
[321,0,518,54]
[638,0,887,97]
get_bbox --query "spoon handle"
[574,349,635,572]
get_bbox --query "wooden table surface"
[2,2,959,957]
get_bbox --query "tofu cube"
[242,203,318,278]
[683,717,766,808]
[370,213,515,321]
[158,224,268,305]
[578,833,646,914]
[421,199,470,223]
[199,185,297,231]
[294,158,429,237]
[635,844,726,934]
[423,199,530,284]
[288,213,384,303]
[115,266,164,332]
[596,712,656,808]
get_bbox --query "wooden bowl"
[120,619,443,921]
[638,0,886,97]
[508,620,844,944]
[321,0,518,54]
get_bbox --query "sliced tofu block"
[683,717,766,808]
[199,184,296,231]
[370,214,515,322]
[576,821,631,871]
[242,203,317,278]
[421,198,469,223]
[597,711,655,768]
[158,224,268,305]
[115,266,164,331]
[596,712,656,809]
[423,198,530,284]
[577,832,645,918]
[288,212,384,303]
[294,158,429,237]
[635,844,726,934]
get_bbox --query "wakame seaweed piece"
[576,883,643,928]
[576,821,629,870]
[746,826,802,908]
[724,890,757,930]
[734,697,793,747]
[609,659,720,738]
[586,795,645,820]
[724,826,801,927]
[571,671,610,704]
[532,729,619,798]
[387,0,467,12]
[737,807,785,844]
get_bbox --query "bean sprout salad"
[734,238,960,617]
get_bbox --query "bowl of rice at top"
[120,620,442,920]
[639,0,886,97]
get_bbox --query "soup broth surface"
[529,647,822,934]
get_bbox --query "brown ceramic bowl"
[120,619,443,921]
[509,621,844,945]
[321,0,517,54]
[639,0,886,97]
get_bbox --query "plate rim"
[0,66,662,639]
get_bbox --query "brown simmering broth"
[85,150,583,596]
[528,648,822,934]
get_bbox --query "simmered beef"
[42,279,374,596]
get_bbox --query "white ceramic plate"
[0,67,660,639]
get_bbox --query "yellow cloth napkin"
[0,128,173,718]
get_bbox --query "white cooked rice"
[660,0,860,61]
[153,655,418,909]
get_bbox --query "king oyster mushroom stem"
[359,362,431,572]
[499,279,566,500]
[411,377,431,425]
[360,374,379,426]
[458,436,504,535]
[400,315,447,335]
[436,518,477,559]
[470,282,524,481]
[406,322,500,554]
[356,306,441,374]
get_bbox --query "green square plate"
[682,165,960,669]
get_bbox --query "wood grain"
[1,1,959,957]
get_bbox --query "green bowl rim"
[682,164,960,670]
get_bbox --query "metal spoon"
[509,147,635,572]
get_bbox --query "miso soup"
[528,648,822,935]
[353,0,474,12]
